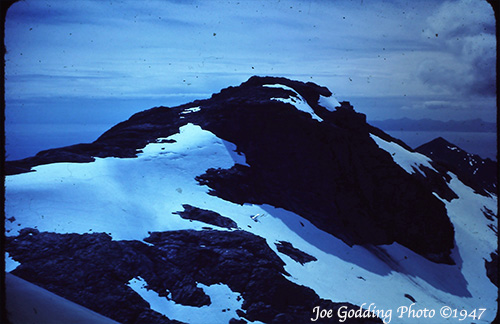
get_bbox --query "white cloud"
[419,0,496,96]
[4,0,496,120]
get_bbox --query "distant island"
[369,118,496,133]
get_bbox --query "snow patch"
[318,94,340,112]
[5,123,248,240]
[438,173,497,276]
[180,106,201,115]
[370,134,438,176]
[222,140,249,167]
[263,84,323,122]
[262,83,296,92]
[5,252,20,272]
[246,200,497,323]
[128,277,246,324]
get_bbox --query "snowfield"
[318,94,341,112]
[5,123,498,323]
[370,134,438,176]
[263,83,323,122]
[127,277,260,324]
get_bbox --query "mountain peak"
[6,76,455,264]
[5,76,497,324]
[427,136,453,146]
[417,137,497,196]
[242,75,333,98]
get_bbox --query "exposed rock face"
[173,205,237,229]
[5,76,455,264]
[4,106,187,175]
[6,229,381,324]
[275,241,317,265]
[485,251,498,287]
[192,76,455,263]
[416,137,497,196]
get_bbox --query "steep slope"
[5,76,498,324]
[5,273,120,324]
[7,229,376,324]
[416,136,497,196]
[6,76,455,263]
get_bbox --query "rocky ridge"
[5,76,497,323]
[416,137,497,196]
[6,228,380,324]
[5,76,456,263]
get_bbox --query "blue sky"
[4,0,496,160]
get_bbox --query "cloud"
[5,0,449,102]
[423,100,461,110]
[424,0,495,38]
[402,100,463,111]
[5,0,496,125]
[399,95,496,121]
[418,0,496,96]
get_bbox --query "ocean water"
[5,123,112,161]
[5,125,497,162]
[386,130,497,161]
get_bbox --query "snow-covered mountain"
[4,76,498,324]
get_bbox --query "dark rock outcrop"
[193,76,455,263]
[173,205,237,229]
[275,241,317,265]
[485,251,498,287]
[404,294,416,303]
[416,137,497,196]
[4,105,191,175]
[6,229,381,324]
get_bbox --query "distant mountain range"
[370,118,496,132]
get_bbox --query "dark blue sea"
[5,126,497,162]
